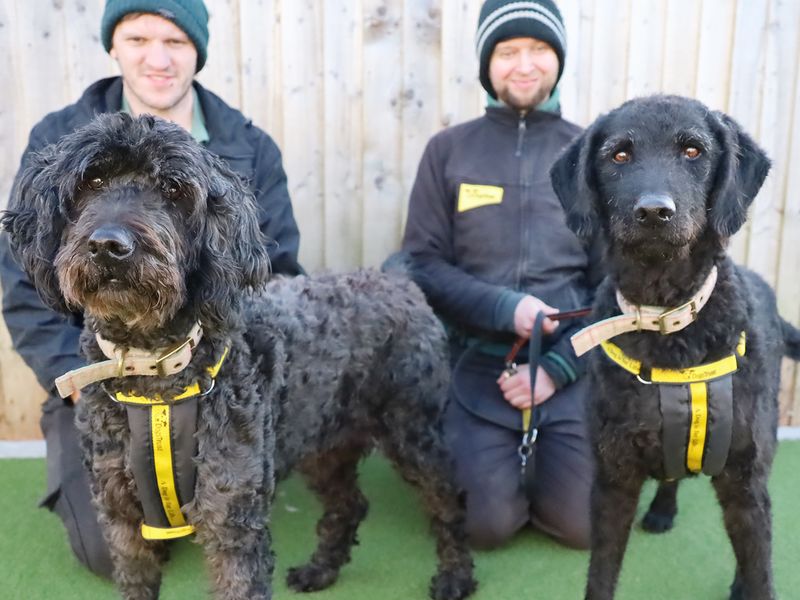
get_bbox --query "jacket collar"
[484,104,561,127]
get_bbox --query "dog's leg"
[713,466,775,600]
[286,442,370,593]
[641,480,678,533]
[80,408,167,599]
[585,465,645,600]
[193,397,274,600]
[380,419,477,600]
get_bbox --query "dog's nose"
[634,194,676,225]
[88,226,135,261]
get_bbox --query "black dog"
[550,95,800,600]
[2,113,476,600]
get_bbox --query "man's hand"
[513,295,558,338]
[496,365,556,408]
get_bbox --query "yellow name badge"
[457,184,504,213]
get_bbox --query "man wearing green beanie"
[0,0,303,578]
[402,0,601,549]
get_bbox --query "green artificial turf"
[2,443,799,599]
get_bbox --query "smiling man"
[401,0,603,550]
[0,0,302,578]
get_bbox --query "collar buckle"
[658,300,697,335]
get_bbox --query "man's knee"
[464,497,526,549]
[50,487,114,579]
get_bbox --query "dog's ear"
[550,124,601,240]
[707,111,771,237]
[1,147,70,312]
[193,152,271,328]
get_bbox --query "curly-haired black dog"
[2,113,476,600]
[550,95,800,600]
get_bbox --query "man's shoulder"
[29,77,120,149]
[195,83,279,158]
[425,114,490,153]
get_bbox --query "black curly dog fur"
[3,113,476,600]
[550,95,800,600]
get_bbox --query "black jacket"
[0,76,302,394]
[402,106,603,387]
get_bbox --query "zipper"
[515,115,526,157]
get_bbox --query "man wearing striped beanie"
[402,0,598,550]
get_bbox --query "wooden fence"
[1,0,798,438]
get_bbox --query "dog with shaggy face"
[3,113,476,600]
[550,95,800,600]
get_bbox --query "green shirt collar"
[120,87,209,143]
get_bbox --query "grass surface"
[1,443,799,599]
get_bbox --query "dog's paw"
[641,509,675,533]
[429,570,478,600]
[286,562,339,592]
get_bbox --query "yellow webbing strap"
[686,382,708,473]
[521,407,531,432]
[599,332,745,384]
[141,523,196,540]
[150,405,189,529]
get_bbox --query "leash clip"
[517,427,538,466]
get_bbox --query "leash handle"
[504,306,592,367]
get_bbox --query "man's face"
[110,13,197,115]
[489,37,559,111]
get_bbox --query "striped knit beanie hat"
[101,0,209,72]
[476,0,566,98]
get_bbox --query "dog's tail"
[380,251,413,277]
[782,317,800,361]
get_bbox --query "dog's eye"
[87,177,105,190]
[683,146,701,159]
[162,181,180,200]
[612,151,631,164]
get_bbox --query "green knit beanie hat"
[101,0,209,72]
[476,0,566,99]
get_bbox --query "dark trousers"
[40,395,114,578]
[444,377,593,550]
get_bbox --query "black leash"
[503,307,592,478]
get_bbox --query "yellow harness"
[600,333,745,477]
[110,346,229,540]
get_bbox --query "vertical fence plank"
[239,0,279,141]
[62,0,114,100]
[724,0,768,264]
[660,0,702,97]
[197,0,242,109]
[322,1,364,269]
[280,0,324,270]
[775,4,800,425]
[745,0,800,288]
[440,0,482,129]
[400,0,442,230]
[625,0,666,99]
[587,0,631,118]
[360,0,403,268]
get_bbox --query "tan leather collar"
[571,266,718,357]
[55,323,204,399]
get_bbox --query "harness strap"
[120,345,229,540]
[598,332,745,384]
[599,334,742,479]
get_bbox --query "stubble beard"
[497,84,553,113]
